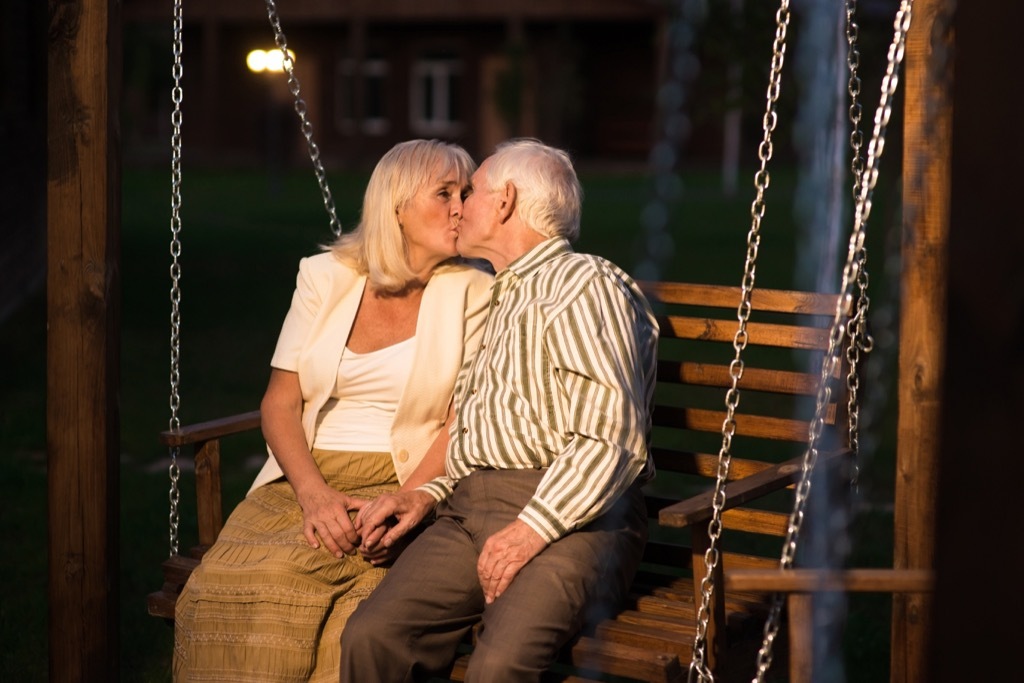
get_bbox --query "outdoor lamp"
[246,48,295,73]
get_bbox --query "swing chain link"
[844,0,873,492]
[264,0,343,237]
[845,257,873,491]
[687,4,791,682]
[847,0,865,201]
[752,3,914,680]
[167,0,185,558]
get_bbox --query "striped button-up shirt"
[420,237,659,543]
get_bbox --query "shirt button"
[462,427,469,434]
[396,449,409,463]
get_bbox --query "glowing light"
[246,48,296,73]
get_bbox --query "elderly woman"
[173,139,493,682]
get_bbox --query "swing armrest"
[658,447,852,528]
[158,410,263,447]
[157,410,262,550]
[148,412,264,621]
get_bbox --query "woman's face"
[397,164,469,276]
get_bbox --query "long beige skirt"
[173,450,399,683]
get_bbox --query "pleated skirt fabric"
[173,449,399,682]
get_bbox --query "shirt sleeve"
[518,274,656,543]
[416,476,455,502]
[270,256,322,372]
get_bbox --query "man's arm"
[477,273,656,598]
[520,274,656,542]
[354,489,437,553]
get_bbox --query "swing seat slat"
[148,281,851,682]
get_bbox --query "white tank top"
[312,336,416,452]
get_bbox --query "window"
[335,58,390,136]
[410,57,464,137]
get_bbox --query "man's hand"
[357,529,415,567]
[477,519,547,604]
[355,490,436,555]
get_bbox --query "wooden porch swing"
[147,1,920,681]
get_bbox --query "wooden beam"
[895,2,952,681]
[929,1,1024,681]
[726,569,935,594]
[123,0,667,23]
[46,1,121,680]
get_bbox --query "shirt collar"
[500,236,573,283]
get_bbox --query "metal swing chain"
[687,4,791,682]
[166,0,185,558]
[844,0,874,492]
[263,0,343,237]
[751,3,914,680]
[846,0,865,202]
[164,0,341,558]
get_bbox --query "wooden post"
[928,0,1024,680]
[47,1,121,680]
[689,526,725,672]
[894,1,952,681]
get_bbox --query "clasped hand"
[297,482,367,558]
[354,490,436,565]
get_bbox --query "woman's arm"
[261,368,365,557]
[398,403,454,491]
[354,403,454,565]
[354,405,452,566]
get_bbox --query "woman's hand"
[295,482,368,558]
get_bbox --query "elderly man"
[342,138,659,682]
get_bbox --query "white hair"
[480,138,582,242]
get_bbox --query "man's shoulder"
[547,252,639,290]
[546,253,655,324]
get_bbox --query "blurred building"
[122,0,669,167]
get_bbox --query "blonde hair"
[327,139,475,291]
[481,138,582,242]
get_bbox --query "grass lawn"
[0,162,900,681]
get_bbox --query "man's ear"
[497,181,517,224]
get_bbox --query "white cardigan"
[248,252,493,492]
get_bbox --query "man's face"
[456,158,497,259]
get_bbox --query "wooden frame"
[48,0,1024,679]
[726,569,935,683]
